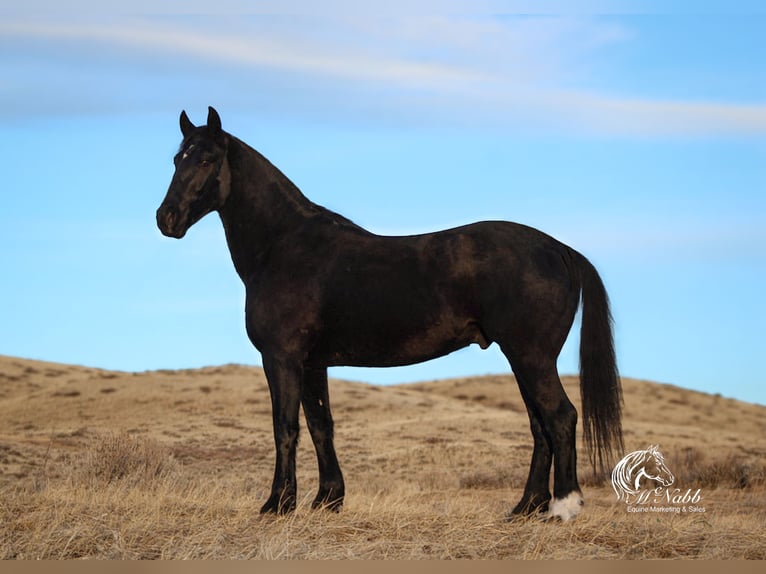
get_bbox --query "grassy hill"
[1,355,764,559]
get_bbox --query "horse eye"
[199,159,211,168]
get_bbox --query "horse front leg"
[302,366,345,511]
[260,354,302,514]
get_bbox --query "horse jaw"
[548,492,584,522]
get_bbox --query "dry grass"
[75,432,179,488]
[1,355,765,559]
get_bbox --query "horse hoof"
[312,499,343,512]
[311,492,344,512]
[507,494,551,520]
[260,495,296,515]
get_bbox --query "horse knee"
[276,425,299,451]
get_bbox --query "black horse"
[156,107,622,521]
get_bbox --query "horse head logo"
[611,445,675,501]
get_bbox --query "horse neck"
[217,137,317,280]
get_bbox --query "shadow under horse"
[156,107,623,521]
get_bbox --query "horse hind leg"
[507,394,553,519]
[506,351,583,521]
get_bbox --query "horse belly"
[314,234,487,367]
[317,311,487,368]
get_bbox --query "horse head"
[612,445,676,501]
[156,106,232,239]
[640,445,675,487]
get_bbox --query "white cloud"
[510,89,766,136]
[2,14,765,136]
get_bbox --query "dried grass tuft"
[672,446,766,489]
[76,432,178,488]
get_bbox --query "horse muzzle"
[156,204,187,239]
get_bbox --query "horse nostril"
[165,211,176,230]
[157,205,179,236]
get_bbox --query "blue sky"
[1,2,765,404]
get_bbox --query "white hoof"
[548,492,583,522]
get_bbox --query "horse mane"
[308,203,363,230]
[611,448,649,500]
[229,135,366,233]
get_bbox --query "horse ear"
[207,106,222,134]
[180,110,195,137]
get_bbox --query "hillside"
[1,355,765,559]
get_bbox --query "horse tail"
[572,250,624,476]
